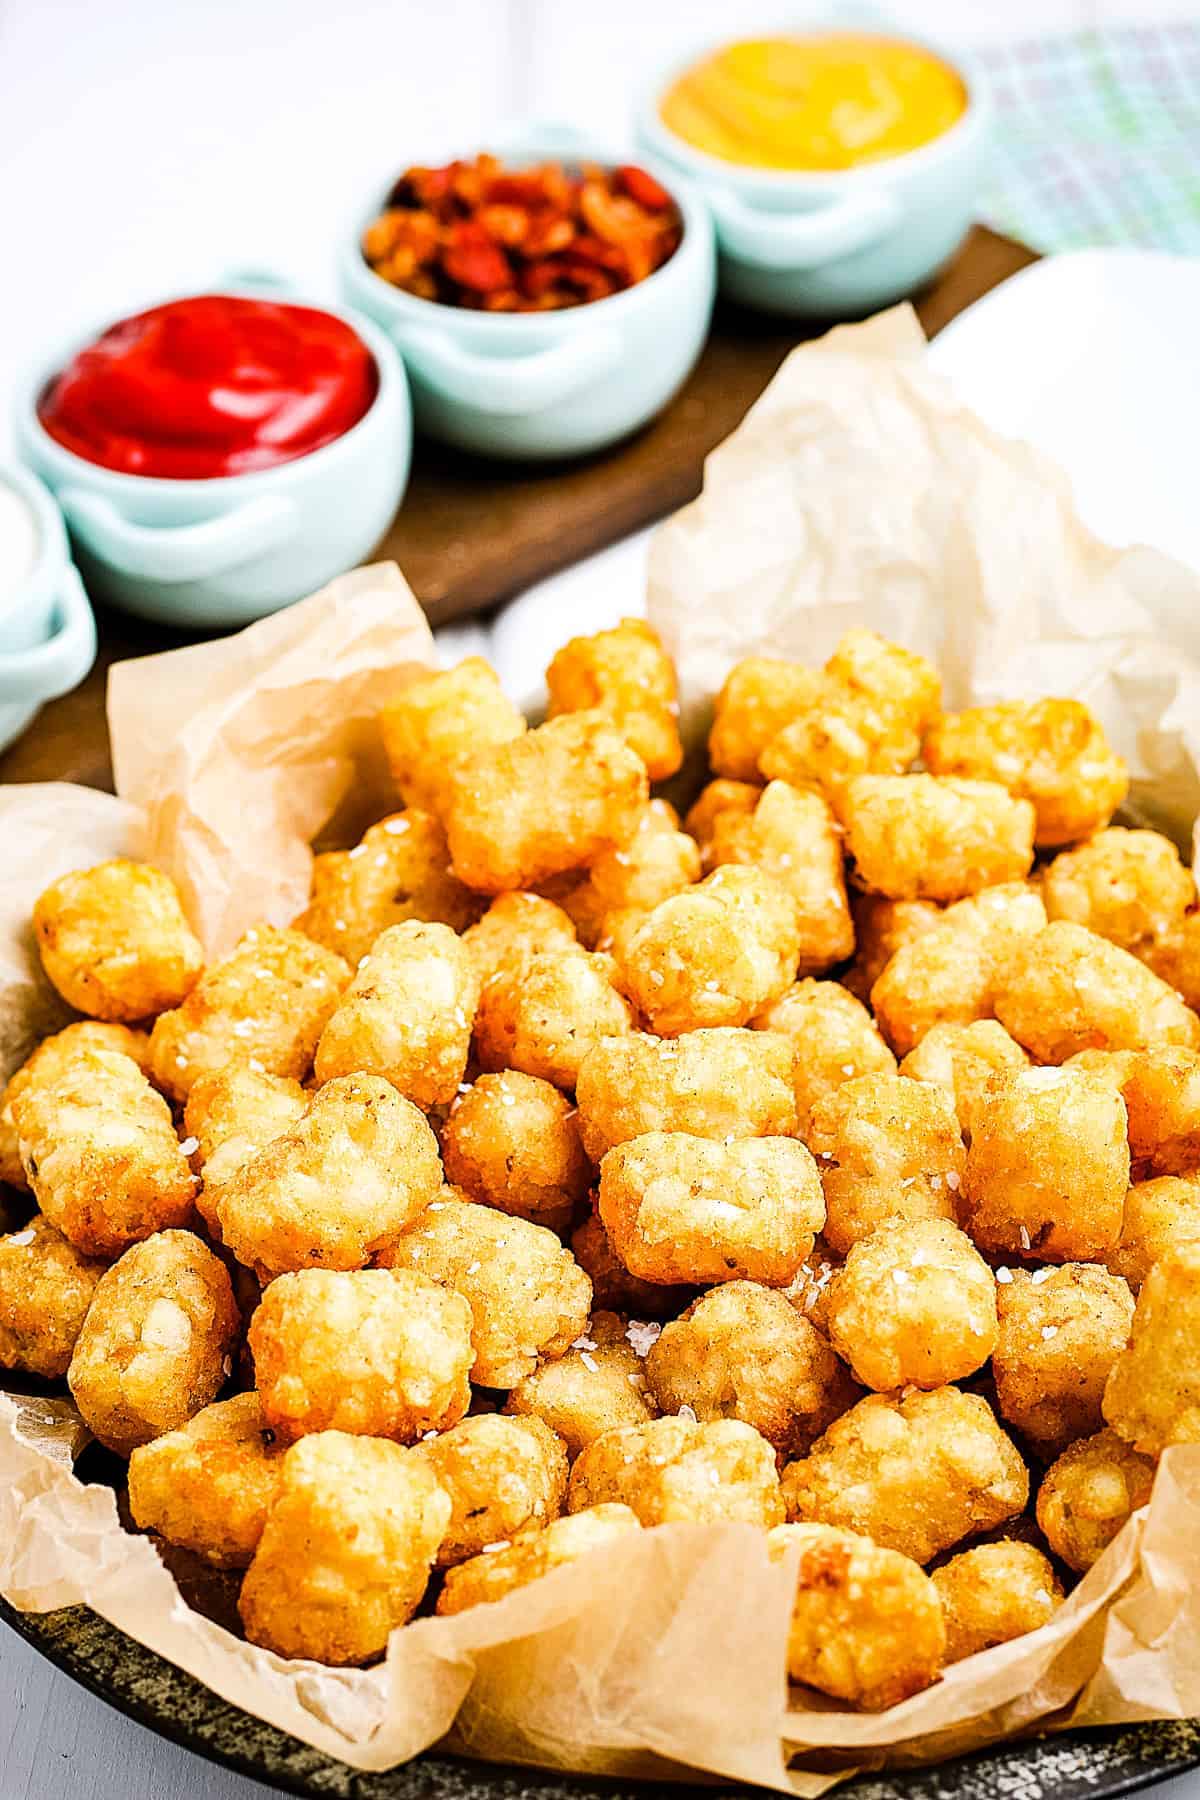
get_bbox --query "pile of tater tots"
[4,618,1200,1709]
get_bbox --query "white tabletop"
[3,1,1199,1794]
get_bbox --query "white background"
[3,1,1200,1795]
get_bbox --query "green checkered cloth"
[975,24,1200,252]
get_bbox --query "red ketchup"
[38,294,378,480]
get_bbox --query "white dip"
[0,479,40,606]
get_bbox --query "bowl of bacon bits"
[340,133,714,460]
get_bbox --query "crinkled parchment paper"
[5,315,1200,1788]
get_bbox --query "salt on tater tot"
[0,1213,105,1378]
[127,1392,282,1569]
[32,858,203,1023]
[1103,1242,1200,1454]
[417,1414,568,1565]
[0,1021,151,1191]
[12,1043,196,1258]
[961,1066,1129,1262]
[546,618,682,781]
[751,981,895,1136]
[249,1267,473,1445]
[871,883,1046,1057]
[825,1220,997,1393]
[1036,1427,1157,1572]
[708,657,823,782]
[314,920,480,1109]
[843,894,943,1003]
[379,1194,592,1388]
[782,1387,1028,1565]
[931,1541,1063,1664]
[769,1522,945,1710]
[842,775,1036,903]
[563,801,701,949]
[436,1503,643,1616]
[184,1066,308,1235]
[567,1415,785,1527]
[645,1282,857,1458]
[215,1074,441,1279]
[442,1071,589,1233]
[924,697,1127,849]
[296,809,481,965]
[504,1311,656,1456]
[239,1431,450,1664]
[900,1020,1030,1140]
[441,712,648,894]
[992,921,1200,1064]
[1108,1175,1200,1291]
[599,1131,824,1287]
[779,1238,843,1336]
[380,656,526,817]
[67,1230,238,1457]
[148,925,351,1102]
[570,1211,689,1320]
[705,779,854,970]
[614,864,800,1035]
[805,1073,965,1258]
[461,891,577,987]
[1041,827,1195,954]
[576,1027,796,1162]
[474,945,632,1091]
[993,1264,1134,1455]
[684,778,761,855]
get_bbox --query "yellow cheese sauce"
[658,33,968,172]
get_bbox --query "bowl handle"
[387,321,622,417]
[0,565,97,702]
[58,488,298,583]
[706,187,900,270]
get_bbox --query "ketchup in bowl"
[37,295,378,480]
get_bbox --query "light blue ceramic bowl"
[0,462,96,753]
[14,281,412,630]
[340,125,716,461]
[633,22,991,318]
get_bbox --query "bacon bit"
[616,164,673,210]
[442,220,511,294]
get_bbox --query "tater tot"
[842,775,1035,903]
[825,1220,997,1392]
[239,1431,450,1664]
[752,980,894,1134]
[379,1195,592,1387]
[706,781,854,972]
[127,1392,282,1568]
[782,1387,1028,1565]
[0,1021,150,1190]
[1110,1047,1200,1177]
[805,1073,964,1258]
[12,1044,196,1258]
[572,802,701,946]
[684,778,760,854]
[314,920,480,1109]
[599,1132,824,1287]
[645,1283,857,1457]
[67,1230,238,1456]
[708,657,822,781]
[505,1311,656,1455]
[215,1075,441,1279]
[380,656,526,817]
[567,1415,784,1527]
[249,1267,473,1444]
[546,618,682,781]
[1041,828,1195,953]
[924,697,1127,848]
[1109,1175,1200,1290]
[148,925,351,1102]
[442,712,647,894]
[461,891,577,986]
[769,1522,945,1710]
[442,1071,589,1233]
[474,946,632,1090]
[32,858,204,1023]
[931,1541,1063,1663]
[436,1503,642,1616]
[993,1264,1134,1454]
[843,894,942,1002]
[0,1213,105,1378]
[615,865,800,1035]
[417,1414,568,1565]
[900,1020,1030,1139]
[825,629,942,738]
[1036,1427,1157,1572]
[296,810,481,964]
[992,921,1200,1063]
[570,1211,688,1319]
[576,1027,796,1161]
[1103,1242,1200,1453]
[780,1238,843,1335]
[961,1066,1129,1261]
[1140,915,1200,1013]
[184,1066,308,1233]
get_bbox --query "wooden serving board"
[0,226,1036,795]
